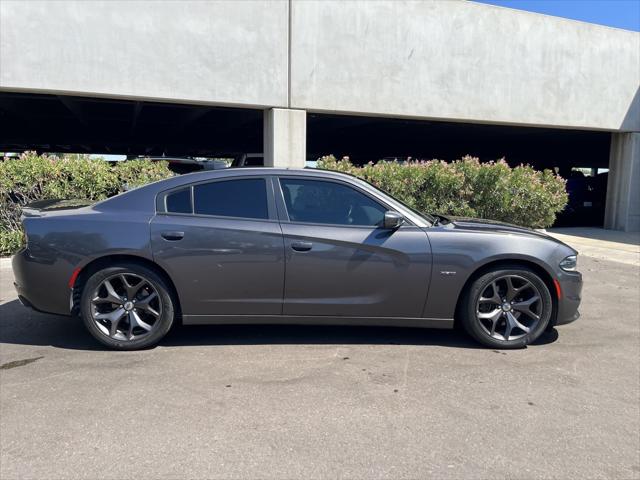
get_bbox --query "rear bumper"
[553,270,583,327]
[12,248,72,316]
[15,289,34,308]
[14,284,56,315]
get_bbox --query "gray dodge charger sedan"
[12,168,582,350]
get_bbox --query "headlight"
[559,255,578,272]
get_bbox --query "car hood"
[441,215,574,250]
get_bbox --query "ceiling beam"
[129,101,144,135]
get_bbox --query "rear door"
[276,176,432,318]
[150,176,284,316]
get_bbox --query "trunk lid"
[21,199,93,217]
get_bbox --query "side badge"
[440,271,457,276]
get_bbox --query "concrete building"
[1,0,638,230]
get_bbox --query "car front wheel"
[80,263,175,350]
[461,266,553,349]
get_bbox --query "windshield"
[384,191,438,225]
[349,175,437,225]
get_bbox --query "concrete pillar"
[263,108,306,168]
[604,132,640,232]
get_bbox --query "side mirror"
[383,211,404,229]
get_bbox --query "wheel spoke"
[478,309,502,322]
[127,311,152,339]
[94,307,126,337]
[503,314,513,340]
[120,274,146,300]
[507,311,530,334]
[109,309,126,337]
[490,316,499,336]
[94,306,124,322]
[93,279,123,304]
[512,295,540,320]
[479,281,501,305]
[478,309,502,336]
[136,292,159,317]
[505,277,525,301]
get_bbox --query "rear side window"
[166,188,192,214]
[194,178,268,219]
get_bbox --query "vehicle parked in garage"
[229,153,318,169]
[12,169,582,350]
[554,167,609,227]
[151,153,316,175]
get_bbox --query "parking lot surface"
[1,255,639,480]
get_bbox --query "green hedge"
[317,155,568,229]
[0,152,173,255]
[0,152,568,255]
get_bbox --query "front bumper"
[552,270,583,327]
[556,309,580,326]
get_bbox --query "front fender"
[422,227,565,319]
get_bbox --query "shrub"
[0,230,23,256]
[0,152,173,256]
[116,158,176,190]
[317,155,567,229]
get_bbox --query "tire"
[460,266,553,349]
[80,263,175,350]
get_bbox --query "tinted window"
[194,178,268,219]
[166,188,192,214]
[280,178,386,226]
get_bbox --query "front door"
[277,177,432,318]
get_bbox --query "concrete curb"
[545,229,639,267]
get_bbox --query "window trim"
[156,176,277,221]
[163,186,194,215]
[275,175,415,228]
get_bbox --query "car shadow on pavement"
[0,299,559,351]
[161,323,559,349]
[0,299,104,351]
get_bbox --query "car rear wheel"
[461,266,553,349]
[80,263,175,350]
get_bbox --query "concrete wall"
[1,0,638,131]
[290,0,640,131]
[605,133,640,232]
[0,0,289,107]
[264,109,307,168]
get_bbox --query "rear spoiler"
[21,199,93,218]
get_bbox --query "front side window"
[280,178,386,226]
[193,178,268,219]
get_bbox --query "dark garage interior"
[307,113,611,172]
[307,113,613,227]
[0,92,612,226]
[0,92,263,157]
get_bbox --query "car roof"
[94,166,432,227]
[173,167,356,182]
[95,168,359,211]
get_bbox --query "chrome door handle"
[291,241,313,252]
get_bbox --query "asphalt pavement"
[0,255,638,479]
